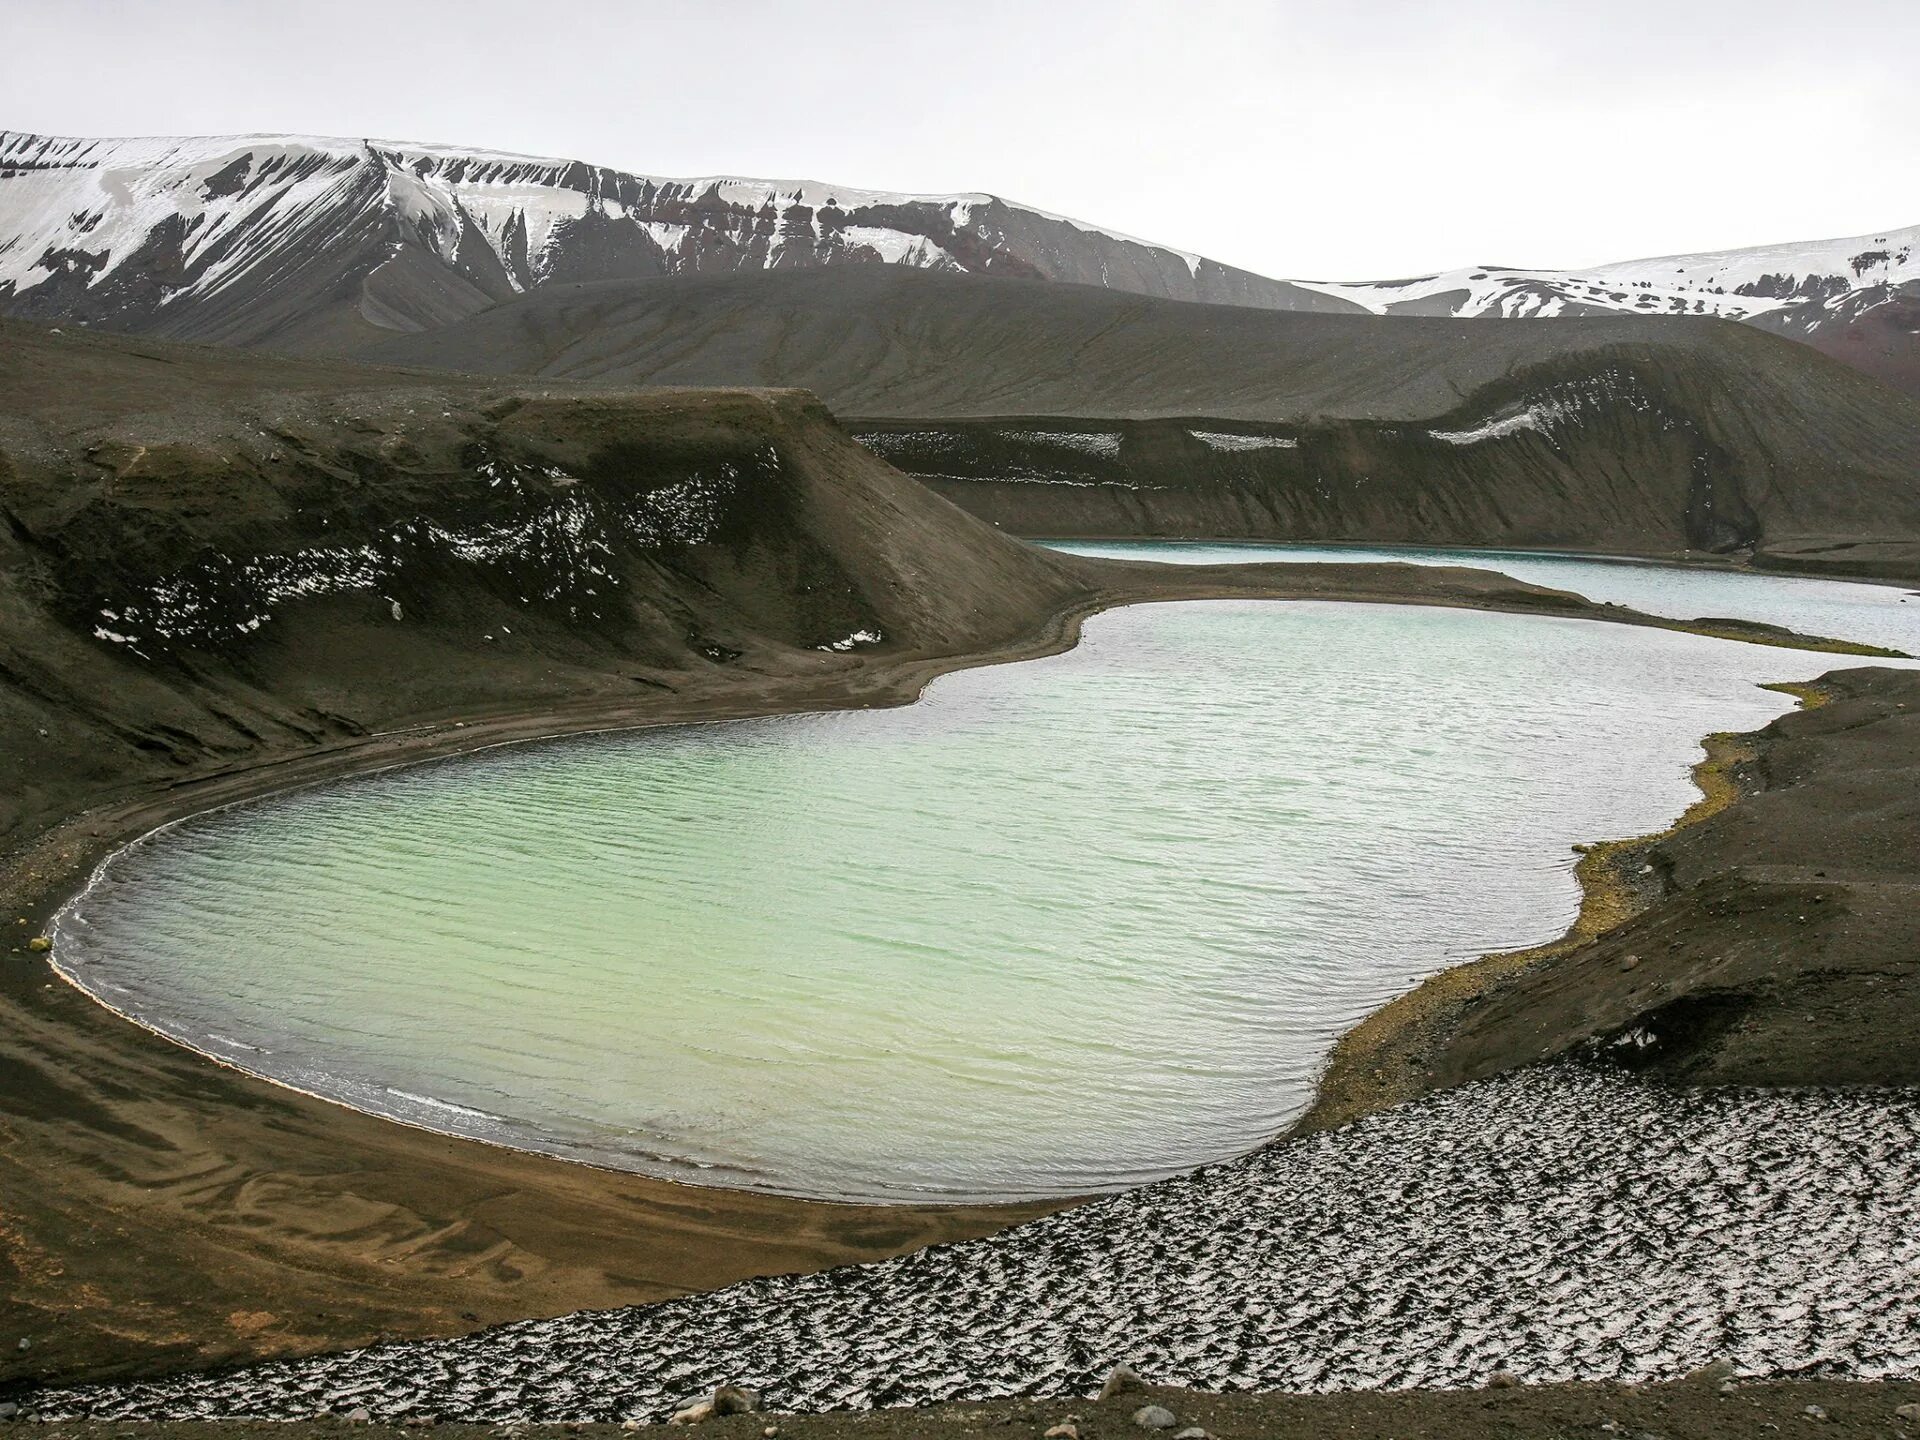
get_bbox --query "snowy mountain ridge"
[0,130,1914,394]
[0,130,1307,348]
[1289,222,1919,394]
[1294,223,1918,327]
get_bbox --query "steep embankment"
[360,269,1920,580]
[0,319,1088,849]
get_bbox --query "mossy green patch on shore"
[1669,620,1906,659]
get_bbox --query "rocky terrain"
[13,1381,1920,1440]
[1419,668,1920,1095]
[356,268,1920,579]
[26,1064,1920,1421]
[0,316,1092,850]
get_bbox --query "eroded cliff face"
[0,323,1080,847]
[852,350,1920,580]
[343,268,1920,578]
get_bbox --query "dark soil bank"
[1307,666,1920,1132]
[855,408,1920,581]
[1434,666,1920,1089]
[17,1379,1920,1439]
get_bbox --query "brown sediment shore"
[1302,663,1920,1135]
[1297,720,1767,1135]
[2,550,1882,1391]
[21,1376,1920,1440]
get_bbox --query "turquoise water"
[55,601,1851,1202]
[1047,541,1920,656]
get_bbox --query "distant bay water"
[1044,541,1920,656]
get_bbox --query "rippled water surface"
[1048,541,1920,655]
[58,601,1848,1201]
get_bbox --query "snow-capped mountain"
[0,131,1347,348]
[1293,226,1917,323]
[1,130,1913,395]
[1289,226,1920,394]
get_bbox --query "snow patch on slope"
[838,225,958,267]
[87,455,755,655]
[1430,401,1568,446]
[1582,224,1919,302]
[1190,429,1298,451]
[0,132,369,300]
[999,429,1122,457]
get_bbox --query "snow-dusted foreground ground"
[33,1065,1920,1423]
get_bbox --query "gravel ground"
[26,1063,1920,1424]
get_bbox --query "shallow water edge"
[1296,711,1771,1135]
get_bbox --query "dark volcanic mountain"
[360,267,1920,580]
[0,131,1351,352]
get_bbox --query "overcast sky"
[7,0,1917,278]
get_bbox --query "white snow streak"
[1430,400,1569,446]
[1190,429,1298,451]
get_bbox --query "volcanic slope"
[0,319,1096,1380]
[3,133,1912,394]
[361,267,1920,579]
[0,317,1103,851]
[3,134,1904,391]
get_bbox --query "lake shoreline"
[1303,659,1920,1131]
[1295,713,1769,1136]
[1033,535,1920,590]
[0,553,1900,1390]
